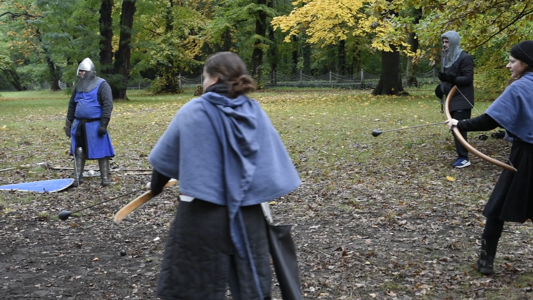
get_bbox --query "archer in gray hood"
[435,30,475,168]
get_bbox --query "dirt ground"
[2,160,533,300]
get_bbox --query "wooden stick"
[114,179,178,223]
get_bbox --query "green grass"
[0,87,529,298]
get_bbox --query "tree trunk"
[337,40,346,75]
[251,0,268,88]
[351,49,360,77]
[1,67,24,91]
[35,29,61,91]
[268,27,277,85]
[405,32,418,87]
[372,46,408,96]
[153,0,182,94]
[220,28,233,52]
[46,57,61,91]
[291,35,299,74]
[302,36,311,74]
[112,0,137,100]
[99,0,114,74]
[406,9,421,87]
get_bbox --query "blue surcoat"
[69,81,115,159]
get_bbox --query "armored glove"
[438,72,457,84]
[98,117,109,136]
[64,118,72,138]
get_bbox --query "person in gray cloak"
[147,52,301,300]
[435,30,475,168]
[64,58,115,187]
[447,40,533,275]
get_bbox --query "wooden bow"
[445,86,516,172]
[114,179,178,223]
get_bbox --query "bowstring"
[453,85,514,168]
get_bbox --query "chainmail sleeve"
[98,81,113,120]
[66,88,77,122]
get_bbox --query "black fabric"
[151,169,170,197]
[435,84,444,99]
[451,109,471,158]
[204,83,229,97]
[74,120,88,153]
[457,113,501,132]
[510,40,533,67]
[438,71,456,84]
[483,218,504,239]
[483,139,533,222]
[156,200,271,300]
[435,51,475,112]
[458,110,533,223]
[267,224,303,300]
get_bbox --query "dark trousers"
[483,217,504,238]
[451,109,471,159]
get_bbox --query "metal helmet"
[76,58,96,75]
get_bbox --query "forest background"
[2,1,533,298]
[0,0,532,98]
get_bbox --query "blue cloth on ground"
[486,72,533,143]
[0,179,74,192]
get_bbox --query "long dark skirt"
[156,199,271,300]
[484,140,533,222]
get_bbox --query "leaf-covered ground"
[1,89,533,299]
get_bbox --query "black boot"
[477,236,499,275]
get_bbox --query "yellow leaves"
[446,176,455,182]
[272,0,369,45]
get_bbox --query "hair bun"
[230,75,256,97]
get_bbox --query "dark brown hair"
[204,52,256,98]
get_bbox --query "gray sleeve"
[98,81,113,120]
[66,88,77,121]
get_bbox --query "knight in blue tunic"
[64,58,115,186]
